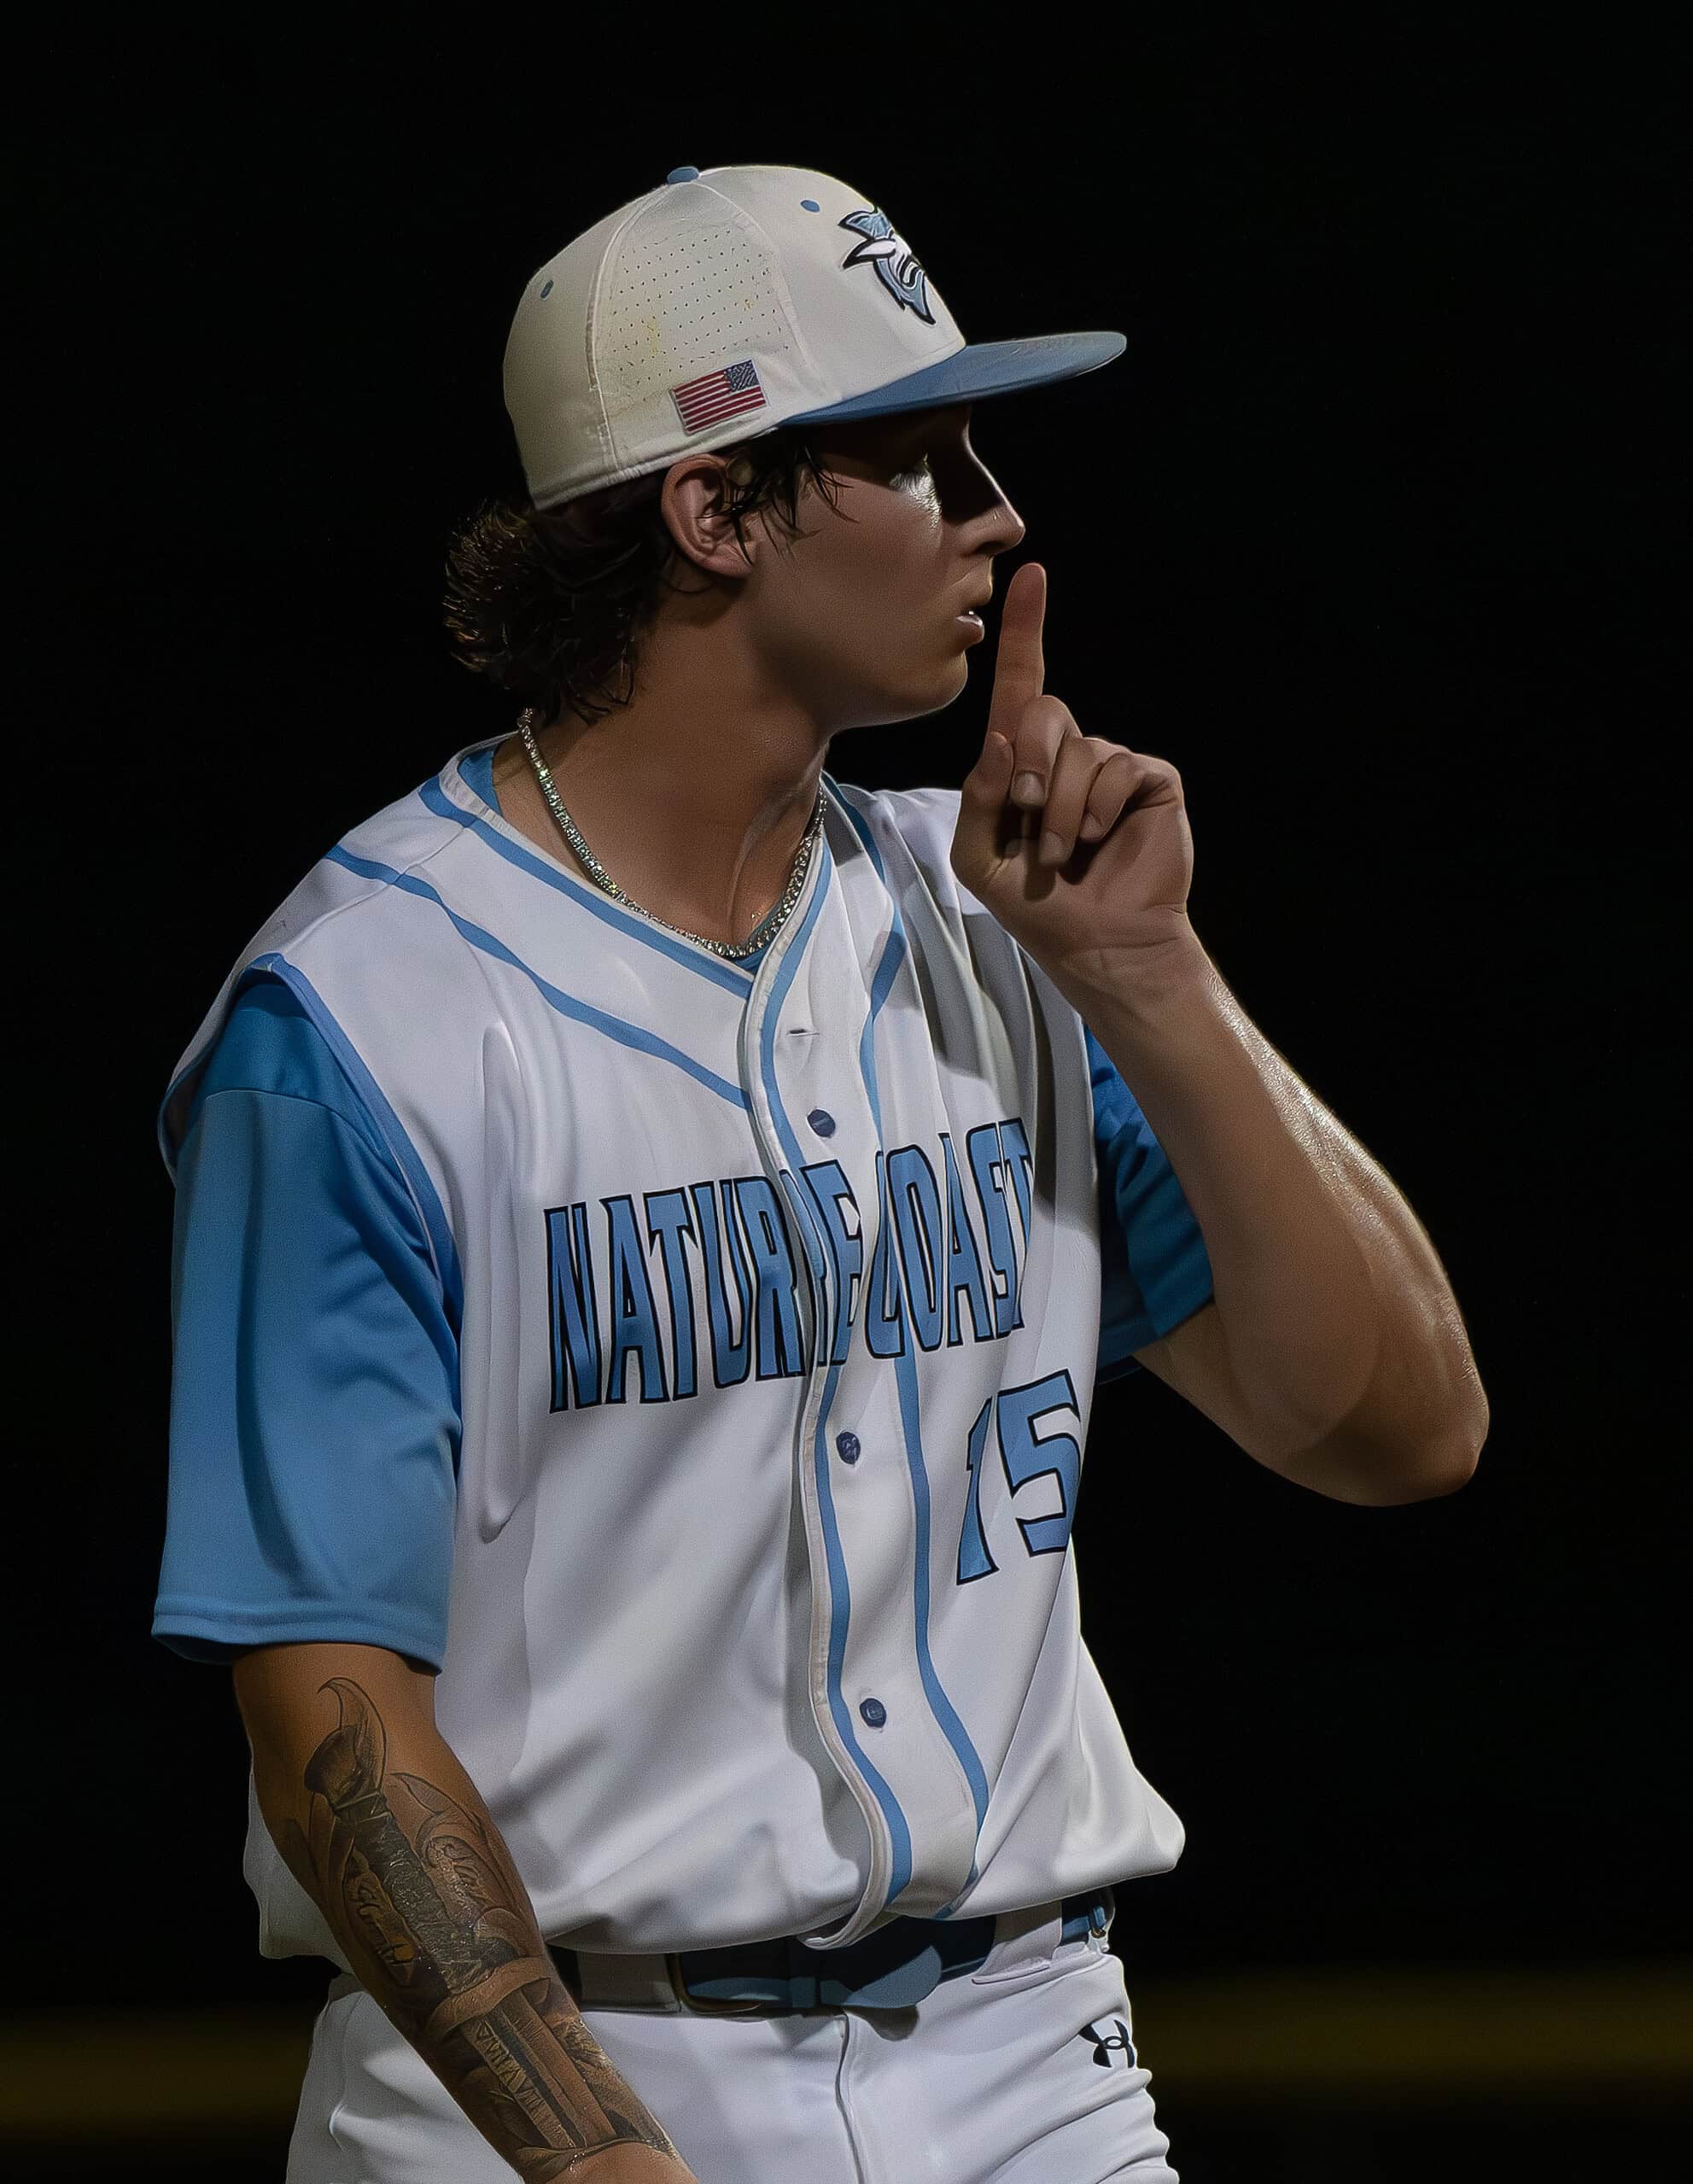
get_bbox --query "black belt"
[549,1886,1115,2017]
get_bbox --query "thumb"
[952,728,1015,884]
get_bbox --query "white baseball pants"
[283,1899,1179,2182]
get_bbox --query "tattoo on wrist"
[279,1675,681,2175]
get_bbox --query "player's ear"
[658,454,759,582]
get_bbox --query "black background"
[18,15,1685,2178]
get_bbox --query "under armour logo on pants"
[1079,2015,1137,2069]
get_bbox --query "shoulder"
[183,972,392,1167]
[158,764,493,1183]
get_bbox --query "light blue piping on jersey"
[417,774,761,999]
[748,827,914,1918]
[831,791,990,1918]
[322,845,750,1110]
[766,792,992,1927]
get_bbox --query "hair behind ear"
[440,428,848,728]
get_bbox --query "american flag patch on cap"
[671,359,768,435]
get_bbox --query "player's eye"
[888,414,972,485]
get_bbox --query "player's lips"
[954,586,991,639]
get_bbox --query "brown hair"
[441,426,851,728]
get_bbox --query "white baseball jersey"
[154,729,1212,1973]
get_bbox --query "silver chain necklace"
[516,708,826,963]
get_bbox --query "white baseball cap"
[504,162,1127,511]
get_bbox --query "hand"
[949,562,1206,1011]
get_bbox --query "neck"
[512,673,832,949]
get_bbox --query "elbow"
[1432,1384,1491,1496]
[1381,1410,1489,1504]
[1338,1351,1492,1504]
[1281,1409,1487,1506]
[1416,1440,1481,1499]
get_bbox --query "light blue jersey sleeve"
[1089,1024,1215,1381]
[152,973,462,1670]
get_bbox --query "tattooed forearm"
[277,1675,683,2180]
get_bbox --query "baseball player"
[153,164,1485,2182]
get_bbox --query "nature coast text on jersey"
[542,1108,1039,1408]
[155,733,1208,1971]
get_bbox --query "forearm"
[1077,945,1487,1480]
[238,1644,686,2181]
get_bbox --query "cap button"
[665,166,701,184]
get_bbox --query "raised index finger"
[986,562,1047,746]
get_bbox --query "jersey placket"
[739,885,980,1951]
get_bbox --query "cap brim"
[782,331,1126,428]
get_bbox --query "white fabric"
[284,1907,1179,2182]
[505,163,974,508]
[158,733,1186,1974]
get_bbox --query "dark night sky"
[18,22,1683,2017]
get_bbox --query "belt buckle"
[663,1949,788,2018]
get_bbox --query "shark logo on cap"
[838,208,937,326]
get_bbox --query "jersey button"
[836,1432,861,1464]
[807,1107,836,1136]
[858,1698,887,1728]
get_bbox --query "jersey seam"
[153,1595,444,1630]
[188,1082,404,1186]
[153,1602,447,1661]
